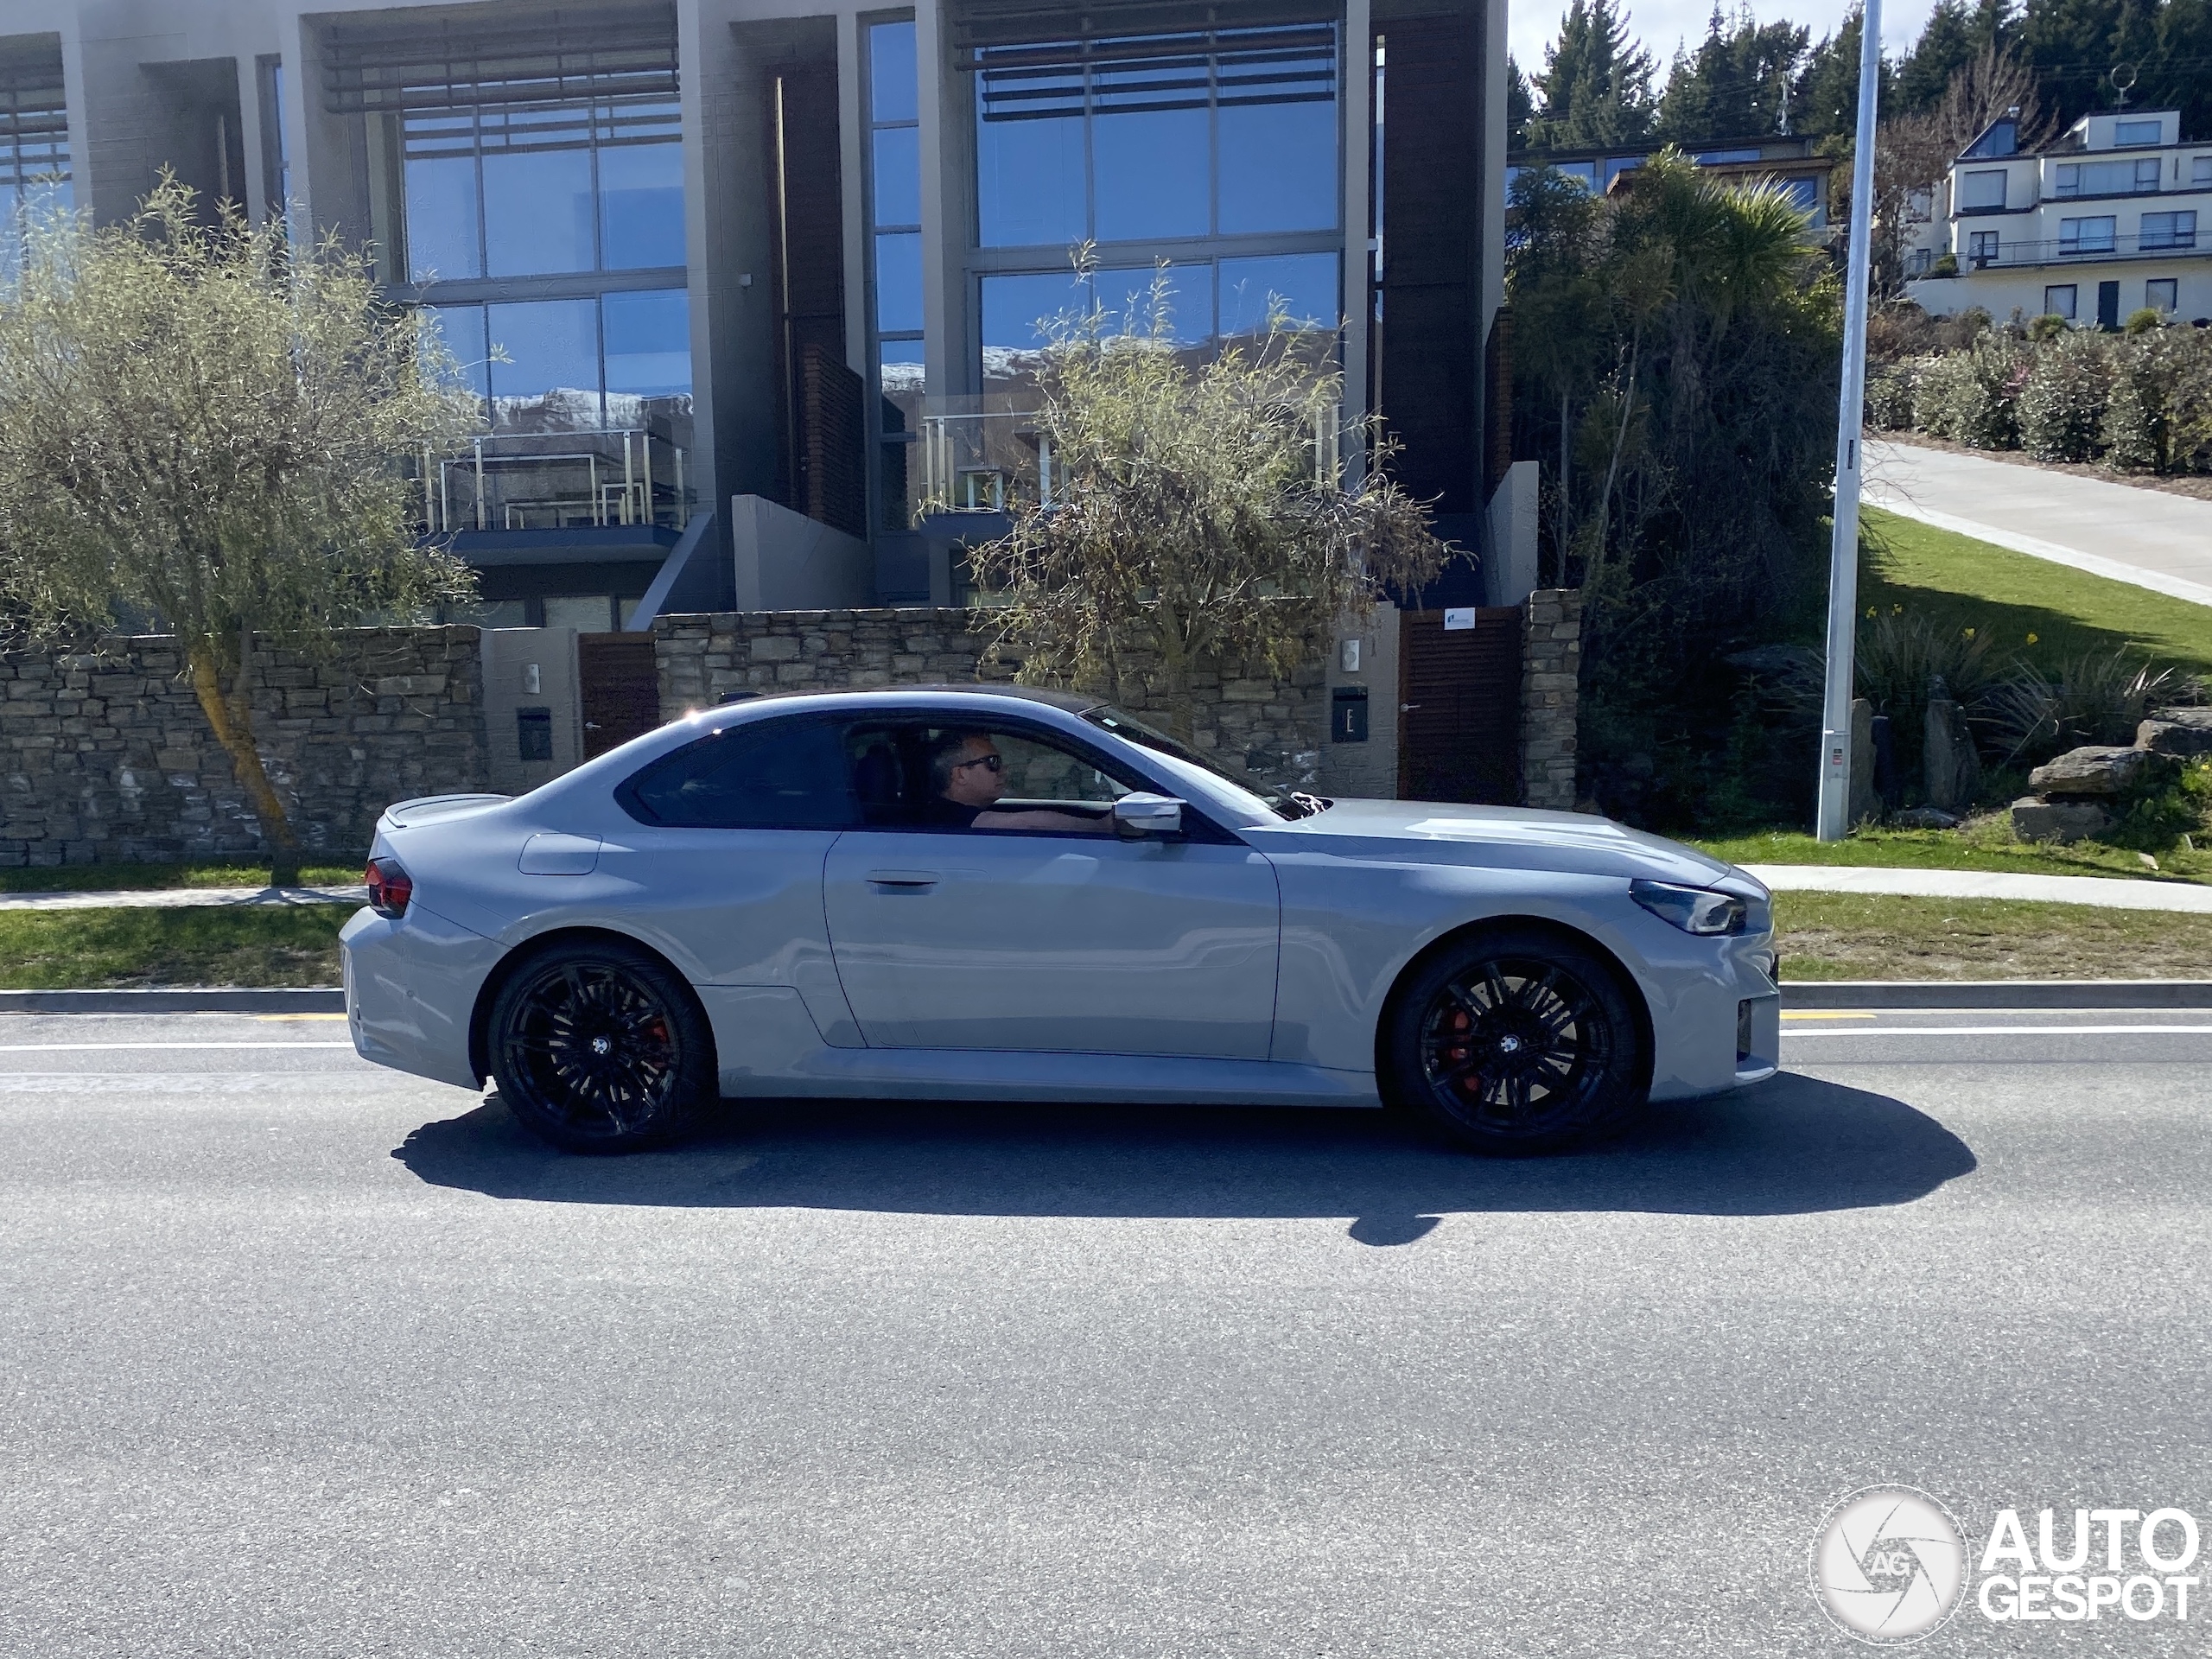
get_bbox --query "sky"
[1508,0,1944,83]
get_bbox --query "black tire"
[1382,927,1649,1155]
[487,939,716,1154]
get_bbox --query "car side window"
[620,717,859,829]
[843,720,1142,835]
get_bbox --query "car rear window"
[619,717,858,829]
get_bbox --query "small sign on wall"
[1443,607,1477,632]
[1331,685,1370,742]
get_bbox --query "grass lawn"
[1775,891,2212,981]
[1859,505,2212,678]
[1692,824,2212,884]
[0,906,351,988]
[0,858,365,894]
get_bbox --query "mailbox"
[1332,685,1370,743]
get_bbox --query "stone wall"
[1520,589,1583,811]
[652,607,1327,790]
[0,628,487,867]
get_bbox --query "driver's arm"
[970,807,1109,833]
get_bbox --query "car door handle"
[865,870,939,889]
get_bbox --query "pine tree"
[1655,5,1811,144]
[1525,0,1658,150]
[1508,55,1537,149]
[1896,0,1979,111]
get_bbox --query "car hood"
[1246,798,1762,893]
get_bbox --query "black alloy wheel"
[488,940,715,1154]
[1383,928,1648,1154]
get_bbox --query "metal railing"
[916,397,1346,518]
[1957,231,2201,270]
[418,429,690,535]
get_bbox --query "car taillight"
[365,856,412,919]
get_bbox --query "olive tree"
[0,178,478,882]
[963,264,1454,745]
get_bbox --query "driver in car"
[923,731,1109,833]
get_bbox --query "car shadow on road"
[391,1072,1975,1239]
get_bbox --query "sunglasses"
[953,753,1004,773]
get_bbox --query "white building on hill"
[1904,107,2210,327]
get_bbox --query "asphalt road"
[3,1009,2209,1657]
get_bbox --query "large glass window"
[868,16,924,532]
[427,291,693,432]
[0,58,71,223]
[2060,216,2117,254]
[973,27,1339,251]
[2054,158,2160,198]
[397,97,684,283]
[2141,211,2196,251]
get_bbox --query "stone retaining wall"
[652,608,1328,791]
[1520,589,1583,811]
[0,628,486,867]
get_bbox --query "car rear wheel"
[1382,928,1648,1154]
[488,940,715,1154]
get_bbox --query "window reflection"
[1218,252,1338,338]
[876,231,924,334]
[599,139,685,269]
[1218,99,1338,234]
[975,108,1084,247]
[488,298,602,428]
[872,125,921,228]
[603,289,691,399]
[973,26,1340,250]
[398,96,685,283]
[483,146,595,276]
[871,21,918,123]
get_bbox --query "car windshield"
[1078,705,1327,821]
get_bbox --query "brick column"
[1520,588,1582,811]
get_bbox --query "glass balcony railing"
[416,428,692,536]
[913,395,1345,522]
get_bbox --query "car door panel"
[823,831,1280,1057]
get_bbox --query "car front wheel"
[488,940,715,1154]
[1382,928,1648,1154]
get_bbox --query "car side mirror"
[1113,792,1185,837]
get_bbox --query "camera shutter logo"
[1811,1485,1969,1644]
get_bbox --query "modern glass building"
[0,0,1506,625]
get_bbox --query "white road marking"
[0,1041,357,1053]
[1785,1025,2212,1037]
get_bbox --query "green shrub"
[1854,609,2011,785]
[1913,333,2031,448]
[1929,251,1958,276]
[2103,327,2212,474]
[2111,757,2212,851]
[2026,313,2069,343]
[2125,307,2165,335]
[1984,648,2193,764]
[1865,364,1919,429]
[2018,327,2113,461]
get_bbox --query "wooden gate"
[1396,607,1522,804]
[577,632,662,760]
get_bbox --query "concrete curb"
[0,988,346,1015]
[1782,981,2212,1009]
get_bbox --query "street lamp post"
[1815,0,1885,841]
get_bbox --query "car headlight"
[1630,878,1747,936]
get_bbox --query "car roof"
[714,684,1101,714]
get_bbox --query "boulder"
[2027,745,2153,797]
[2137,707,2212,758]
[1849,697,1879,825]
[1923,695,1982,810]
[1891,805,1961,830]
[2012,796,2113,843]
